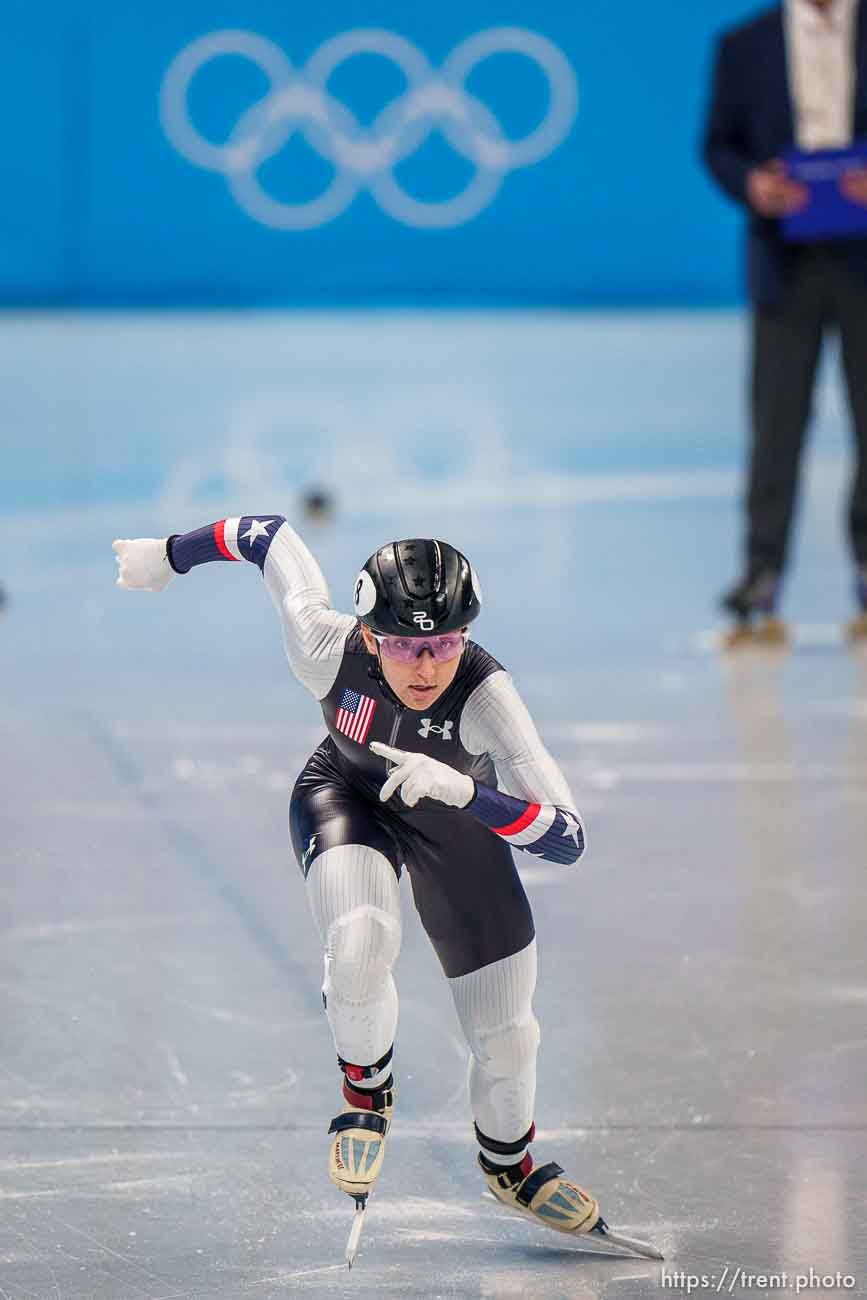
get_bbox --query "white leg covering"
[448,939,540,1145]
[305,845,402,1069]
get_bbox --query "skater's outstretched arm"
[113,517,354,700]
[370,672,586,866]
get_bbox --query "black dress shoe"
[720,570,780,620]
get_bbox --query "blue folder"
[782,142,867,242]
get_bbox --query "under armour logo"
[418,718,453,740]
[302,834,318,869]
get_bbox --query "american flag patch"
[335,688,377,744]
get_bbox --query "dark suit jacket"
[703,2,867,306]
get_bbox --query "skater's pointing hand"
[370,742,475,809]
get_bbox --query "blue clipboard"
[782,142,867,242]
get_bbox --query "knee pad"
[472,1013,541,1079]
[323,905,400,1006]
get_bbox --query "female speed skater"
[112,515,661,1264]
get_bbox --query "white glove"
[112,537,175,592]
[370,742,474,809]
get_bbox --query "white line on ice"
[0,1189,69,1201]
[98,1175,209,1193]
[0,468,745,547]
[45,801,150,821]
[543,722,669,743]
[0,1174,211,1201]
[562,760,867,785]
[247,1264,346,1285]
[319,1195,481,1222]
[690,622,849,654]
[0,1152,192,1173]
[1,911,219,942]
[165,996,320,1033]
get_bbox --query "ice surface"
[0,312,864,1297]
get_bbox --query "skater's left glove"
[370,743,474,809]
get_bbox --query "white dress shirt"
[785,0,858,149]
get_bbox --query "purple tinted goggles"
[371,631,467,663]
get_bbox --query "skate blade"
[487,1192,663,1261]
[589,1218,664,1261]
[345,1194,368,1269]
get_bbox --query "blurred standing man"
[704,0,867,643]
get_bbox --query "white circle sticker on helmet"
[353,569,378,616]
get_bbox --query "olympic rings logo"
[159,27,578,230]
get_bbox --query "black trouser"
[747,245,867,574]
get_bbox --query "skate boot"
[479,1148,664,1260]
[846,566,867,643]
[720,569,785,648]
[328,1067,394,1200]
[479,1150,599,1235]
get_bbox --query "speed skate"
[483,1194,664,1262]
[480,1155,663,1261]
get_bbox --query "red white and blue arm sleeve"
[167,517,354,700]
[459,671,586,866]
[466,784,584,865]
[167,515,285,574]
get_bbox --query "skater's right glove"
[370,742,474,808]
[112,538,175,592]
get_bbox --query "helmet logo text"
[412,612,436,631]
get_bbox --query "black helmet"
[353,539,481,635]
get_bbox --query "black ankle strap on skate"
[515,1161,564,1208]
[478,1152,525,1187]
[328,1111,388,1136]
[337,1045,393,1081]
[475,1122,535,1157]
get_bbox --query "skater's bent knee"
[324,905,400,1001]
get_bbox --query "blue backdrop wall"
[1,0,765,305]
